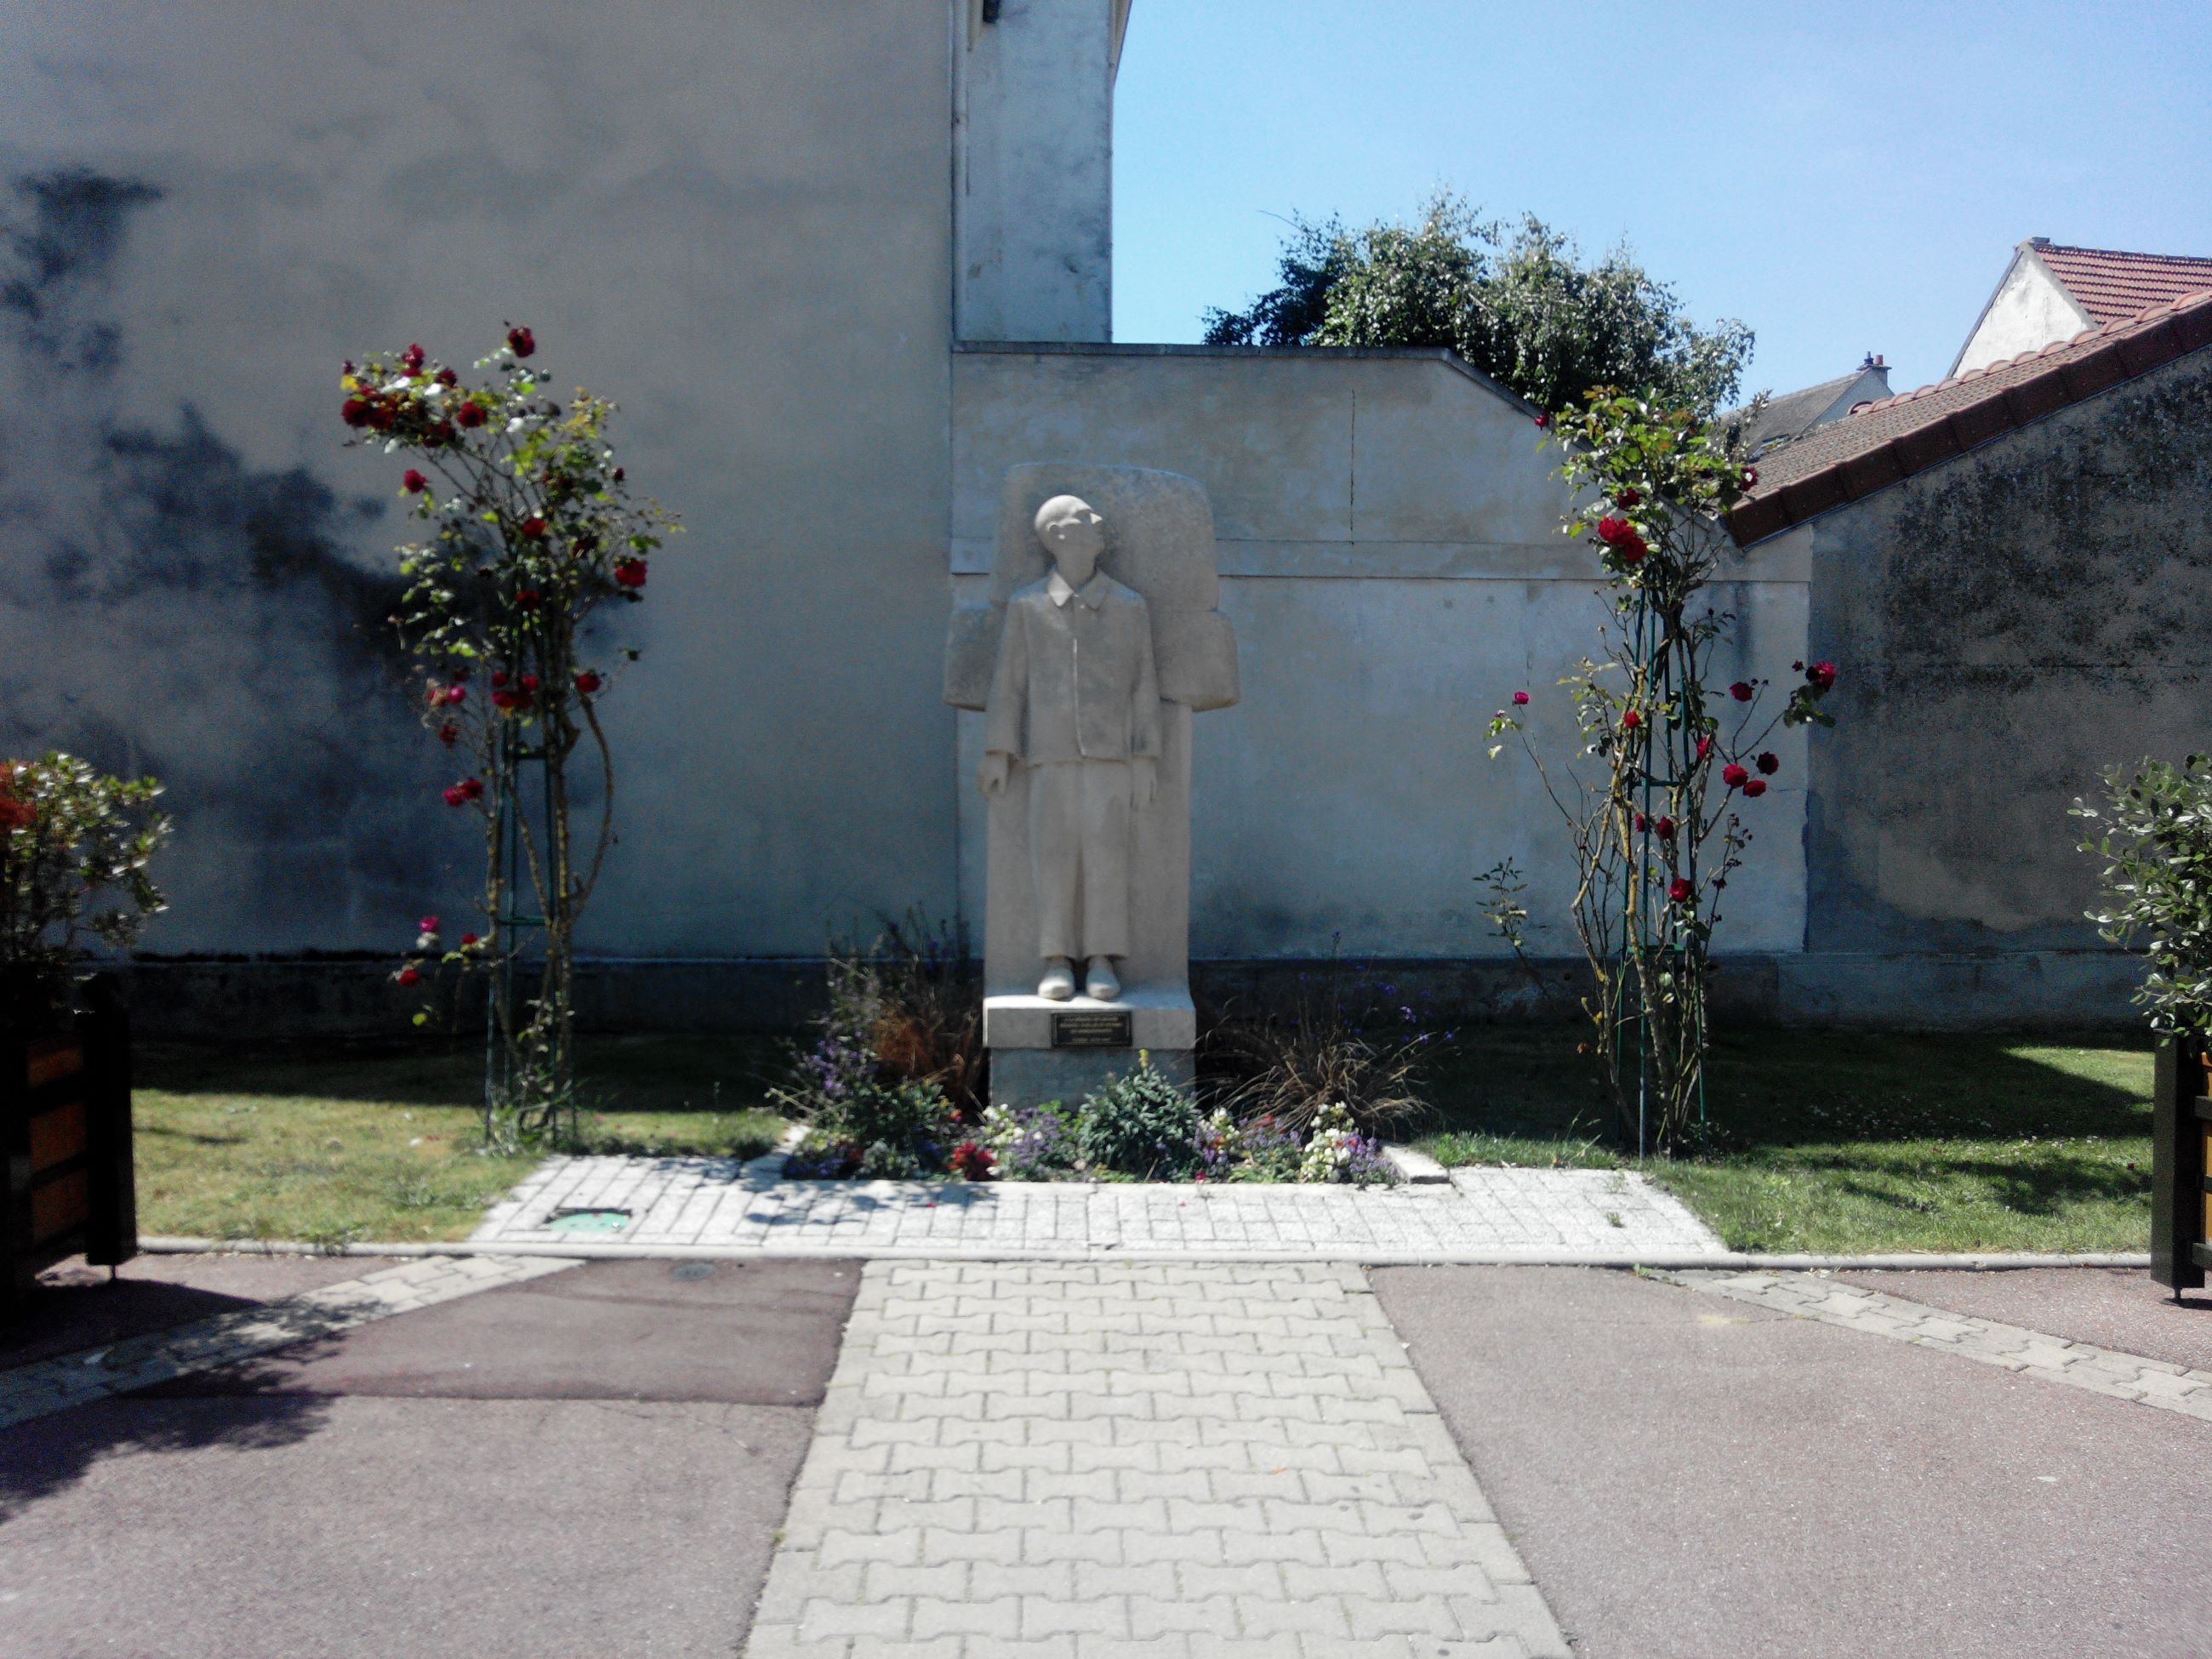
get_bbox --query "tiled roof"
[1725,371,1862,455]
[2034,242,2212,325]
[1727,290,2212,546]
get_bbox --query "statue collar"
[1046,570,1110,610]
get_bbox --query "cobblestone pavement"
[1667,1269,2212,1422]
[470,1156,1721,1260]
[0,1254,579,1429]
[742,1260,1569,1659]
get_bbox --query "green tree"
[1203,194,1753,418]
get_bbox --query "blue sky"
[1111,1,2212,401]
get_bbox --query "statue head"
[1034,494,1105,587]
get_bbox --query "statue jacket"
[983,571,1163,764]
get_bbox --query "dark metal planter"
[2152,1035,2210,1292]
[3,977,137,1316]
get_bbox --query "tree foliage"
[2076,755,2212,1037]
[1203,194,1754,418]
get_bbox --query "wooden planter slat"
[3,979,137,1316]
[2152,1036,2210,1291]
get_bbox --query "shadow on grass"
[1419,1024,2152,1155]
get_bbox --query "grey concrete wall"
[0,2,961,963]
[1793,345,2212,1022]
[955,0,1116,343]
[952,344,1814,964]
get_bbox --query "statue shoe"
[1038,958,1076,1001]
[1084,956,1121,1001]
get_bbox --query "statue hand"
[1132,755,1158,812]
[978,751,1011,798]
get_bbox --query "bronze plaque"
[1052,1011,1132,1049]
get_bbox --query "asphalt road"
[0,1256,858,1659]
[1372,1264,2212,1659]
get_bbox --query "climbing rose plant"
[1484,389,1837,1151]
[340,327,678,1144]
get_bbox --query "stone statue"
[978,495,1160,1001]
[944,463,1238,1109]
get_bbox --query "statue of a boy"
[978,494,1160,1002]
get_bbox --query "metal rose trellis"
[340,327,678,1146]
[1484,390,1837,1154]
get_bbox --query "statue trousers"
[1027,759,1131,961]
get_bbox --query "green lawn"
[133,1035,788,1246]
[1413,1028,2152,1253]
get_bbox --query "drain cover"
[669,1262,716,1281]
[544,1207,632,1234]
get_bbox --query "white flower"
[384,439,400,453]
[383,377,413,394]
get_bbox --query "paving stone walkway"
[0,1254,577,1430]
[744,1260,1569,1658]
[1667,1269,2212,1422]
[470,1156,1722,1260]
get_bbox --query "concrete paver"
[1838,1265,2212,1375]
[472,1155,1722,1259]
[743,1261,1570,1658]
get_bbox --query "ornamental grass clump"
[0,754,169,1031]
[351,327,680,1148]
[2075,754,2212,1036]
[1484,389,1839,1153]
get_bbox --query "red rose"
[366,400,395,430]
[458,400,487,429]
[1696,736,1713,760]
[400,343,425,373]
[520,674,539,693]
[614,558,647,590]
[515,589,541,609]
[0,795,33,830]
[402,469,427,493]
[1634,812,1648,832]
[1743,778,1768,798]
[1729,681,1753,703]
[1756,751,1779,775]
[520,516,546,539]
[506,324,536,357]
[1622,709,1641,730]
[456,777,484,801]
[1512,691,1530,706]
[1655,814,1676,838]
[1533,411,1550,429]
[1806,660,1838,691]
[396,966,423,988]
[436,367,459,387]
[1619,534,1648,564]
[1616,487,1640,508]
[341,396,371,427]
[613,466,624,482]
[419,915,440,934]
[1668,878,1694,904]
[442,784,466,807]
[444,685,466,705]
[1722,763,1749,789]
[490,670,508,688]
[1742,466,1759,488]
[949,1140,995,1181]
[437,722,459,747]
[460,932,480,947]
[1598,516,1633,544]
[574,670,601,694]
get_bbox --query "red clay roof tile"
[1727,290,2212,546]
[2033,242,2212,325]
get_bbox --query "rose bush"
[345,328,679,1145]
[0,753,169,1029]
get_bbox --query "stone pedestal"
[982,985,1194,1110]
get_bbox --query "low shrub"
[981,1098,1081,1181]
[1080,1057,1200,1178]
[1297,1102,1397,1186]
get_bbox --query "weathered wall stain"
[0,166,464,953]
[1806,349,2212,960]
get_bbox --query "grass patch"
[1413,1028,2152,1254]
[134,1035,789,1246]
